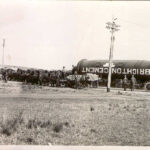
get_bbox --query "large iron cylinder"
[76,59,150,81]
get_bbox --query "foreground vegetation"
[0,81,150,145]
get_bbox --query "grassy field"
[0,81,150,145]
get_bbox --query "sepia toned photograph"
[0,0,150,147]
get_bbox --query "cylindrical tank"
[76,59,150,82]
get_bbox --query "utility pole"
[2,39,5,68]
[106,18,120,92]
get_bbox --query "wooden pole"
[106,18,120,92]
[2,39,5,68]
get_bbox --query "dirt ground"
[0,81,150,145]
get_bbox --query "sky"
[0,0,150,70]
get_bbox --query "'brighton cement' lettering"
[82,67,150,75]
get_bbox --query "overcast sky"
[0,1,150,70]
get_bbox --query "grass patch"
[0,86,150,145]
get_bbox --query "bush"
[0,111,24,136]
[53,123,63,133]
[25,137,36,144]
[26,119,52,129]
[64,121,69,127]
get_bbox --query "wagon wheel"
[146,83,150,90]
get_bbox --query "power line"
[120,19,150,29]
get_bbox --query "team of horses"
[0,68,100,88]
[1,68,67,86]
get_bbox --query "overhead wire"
[119,18,150,29]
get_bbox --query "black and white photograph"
[0,0,150,148]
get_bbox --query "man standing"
[2,69,8,83]
[123,75,128,91]
[72,65,75,75]
[56,71,60,87]
[62,66,66,79]
[130,75,136,91]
